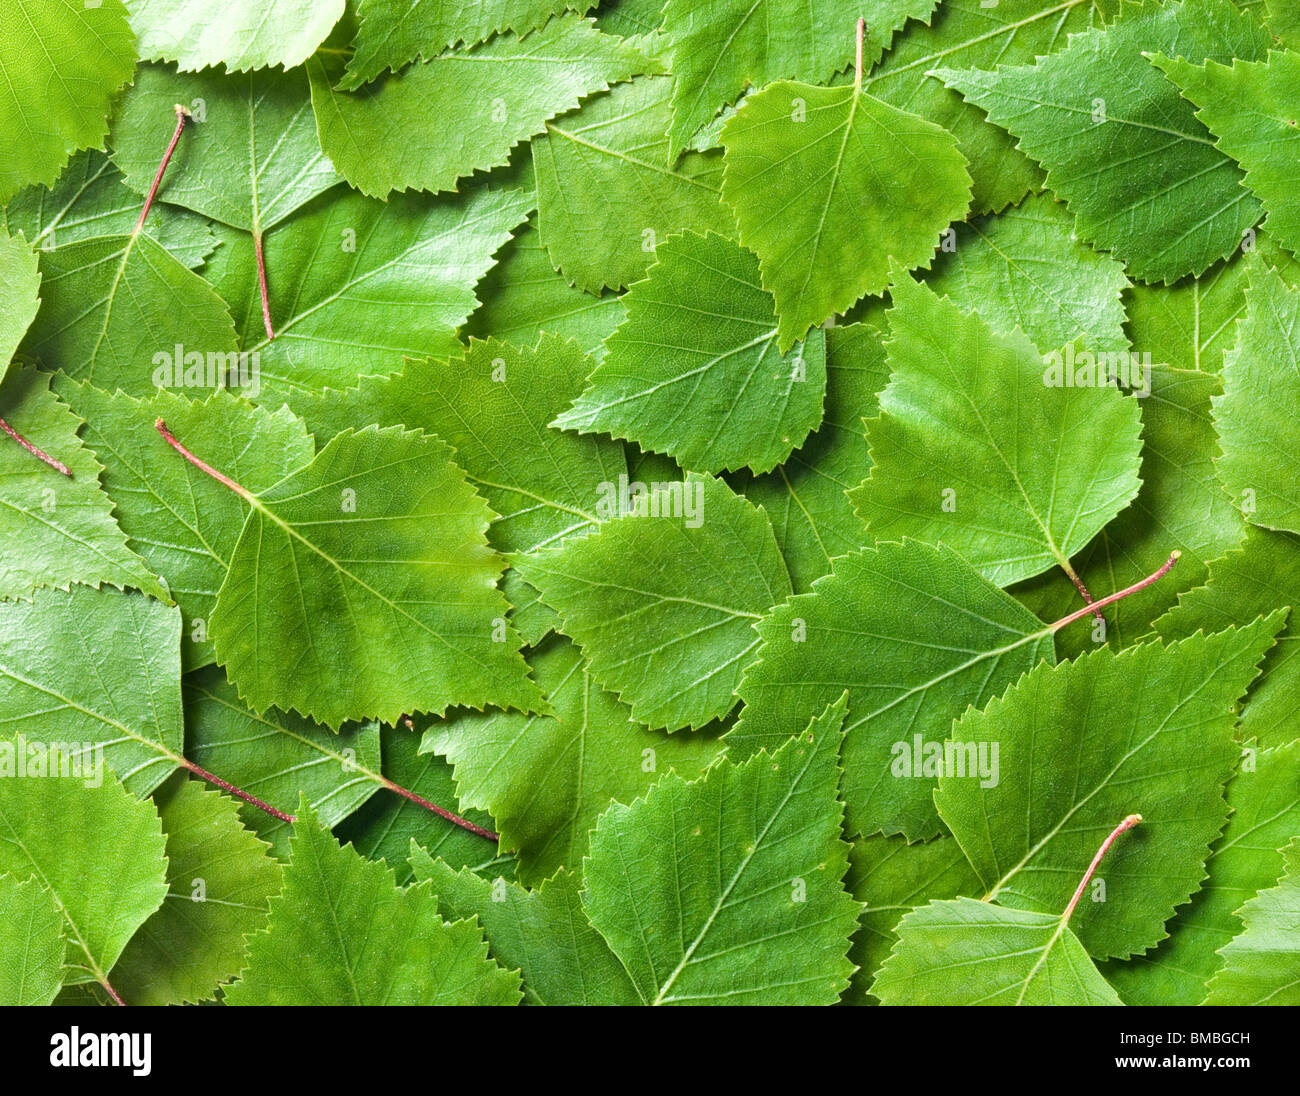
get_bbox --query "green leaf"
[503,570,560,647]
[2,366,168,605]
[1152,49,1300,260]
[1154,528,1300,747]
[285,334,626,650]
[310,17,654,198]
[1213,257,1300,534]
[0,874,65,1006]
[127,0,345,72]
[410,851,640,1004]
[422,634,723,883]
[0,755,168,990]
[583,695,860,1005]
[20,231,241,397]
[730,540,1055,840]
[0,586,183,796]
[739,323,889,591]
[533,75,733,292]
[224,801,521,1005]
[661,0,936,157]
[596,0,666,39]
[850,270,1143,588]
[936,619,1283,959]
[515,473,791,730]
[1011,363,1244,658]
[872,896,1122,1005]
[1204,836,1300,1004]
[2,150,216,268]
[844,833,981,1004]
[201,184,532,406]
[290,335,625,563]
[926,192,1131,354]
[0,228,41,373]
[553,230,828,475]
[1124,235,1300,373]
[720,77,972,349]
[464,219,626,357]
[335,727,505,885]
[341,0,597,88]
[203,423,542,728]
[0,354,156,603]
[109,776,283,1005]
[1267,0,1300,45]
[935,0,1272,282]
[1103,742,1300,1004]
[111,64,340,236]
[862,0,1102,215]
[52,380,315,672]
[183,665,382,855]
[1126,259,1250,374]
[0,0,135,201]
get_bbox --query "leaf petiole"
[854,17,865,92]
[1062,813,1142,925]
[253,229,275,340]
[133,104,191,236]
[379,779,499,841]
[0,415,71,476]
[99,977,127,1007]
[1049,550,1181,633]
[179,758,295,823]
[155,417,256,502]
[1059,557,1105,622]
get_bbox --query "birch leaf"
[582,696,860,1005]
